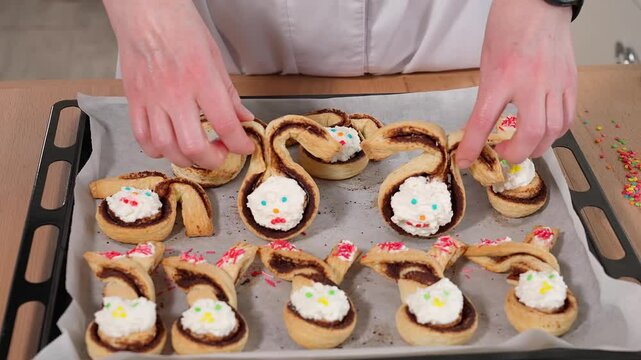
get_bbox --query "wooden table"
[1,65,640,359]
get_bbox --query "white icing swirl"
[246,176,307,231]
[492,158,536,193]
[290,282,350,322]
[94,296,156,338]
[515,270,567,312]
[390,176,453,236]
[325,126,361,162]
[180,299,237,337]
[405,278,463,325]
[105,187,162,223]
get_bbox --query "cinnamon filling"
[97,268,145,297]
[173,269,228,303]
[268,253,328,279]
[405,296,476,332]
[287,301,355,329]
[90,317,164,352]
[177,308,246,347]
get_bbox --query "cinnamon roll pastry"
[172,117,267,187]
[238,115,341,241]
[298,109,383,180]
[361,121,466,238]
[465,227,578,336]
[361,237,478,345]
[448,130,505,187]
[84,242,167,359]
[91,172,213,244]
[259,240,360,349]
[163,242,258,354]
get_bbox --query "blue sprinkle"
[145,192,152,197]
[281,197,288,203]
[330,128,337,132]
[260,200,267,206]
[411,198,417,205]
[124,187,131,191]
[432,204,438,210]
[347,134,353,139]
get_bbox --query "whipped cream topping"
[406,278,464,325]
[247,176,307,231]
[390,176,453,236]
[333,240,357,262]
[106,187,162,223]
[94,296,156,338]
[515,270,568,312]
[325,126,361,162]
[492,158,536,193]
[290,282,350,322]
[180,298,237,337]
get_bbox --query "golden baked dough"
[486,171,548,218]
[172,118,267,187]
[91,172,213,244]
[84,242,167,359]
[258,240,360,349]
[464,227,578,336]
[298,109,383,180]
[361,121,467,238]
[238,116,341,241]
[361,237,478,346]
[448,130,505,187]
[163,243,258,354]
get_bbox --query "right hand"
[103,0,254,169]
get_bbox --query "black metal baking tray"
[1,99,639,359]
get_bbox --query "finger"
[561,85,577,135]
[148,106,192,167]
[495,93,546,163]
[169,99,229,169]
[531,92,563,158]
[197,81,254,155]
[209,44,254,122]
[128,103,162,158]
[456,87,510,168]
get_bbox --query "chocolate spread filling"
[303,147,366,164]
[491,253,548,264]
[97,268,145,297]
[384,262,438,284]
[177,308,246,347]
[268,253,328,279]
[297,272,336,286]
[120,171,167,180]
[91,317,164,352]
[492,177,548,204]
[405,296,476,332]
[173,268,229,303]
[287,301,355,329]
[154,178,212,217]
[100,196,171,228]
[306,108,350,127]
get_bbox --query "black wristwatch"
[544,0,584,21]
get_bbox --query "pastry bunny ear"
[89,171,168,199]
[425,236,467,277]
[305,108,350,127]
[349,113,384,140]
[215,242,258,285]
[83,251,156,301]
[448,130,505,187]
[154,179,213,237]
[360,242,437,282]
[162,255,237,308]
[324,240,361,285]
[258,240,339,283]
[523,226,560,250]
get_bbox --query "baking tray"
[1,99,640,359]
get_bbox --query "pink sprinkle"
[262,271,274,278]
[126,243,154,256]
[250,271,261,277]
[101,251,122,260]
[268,240,298,251]
[498,115,517,131]
[378,242,407,252]
[533,227,554,240]
[265,278,276,287]
[433,236,459,254]
[216,246,246,268]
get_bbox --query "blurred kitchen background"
[0,0,639,80]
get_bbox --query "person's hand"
[456,0,577,168]
[103,0,254,169]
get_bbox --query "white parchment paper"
[35,88,641,359]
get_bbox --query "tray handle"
[0,100,88,357]
[553,132,641,281]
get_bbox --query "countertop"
[1,65,640,359]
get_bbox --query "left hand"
[456,0,577,168]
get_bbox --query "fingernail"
[457,158,472,169]
[239,105,254,122]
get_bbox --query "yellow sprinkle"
[596,125,603,131]
[112,305,127,318]
[509,165,522,174]
[317,297,329,307]
[539,281,553,295]
[200,312,215,323]
[433,297,445,308]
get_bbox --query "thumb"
[456,89,508,168]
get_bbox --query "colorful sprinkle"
[377,242,407,252]
[329,289,336,296]
[533,227,553,240]
[261,200,267,206]
[434,236,460,254]
[347,134,353,139]
[411,198,417,205]
[330,128,336,132]
[498,115,517,131]
[216,246,246,268]
[124,187,131,191]
[527,274,533,281]
[214,304,222,311]
[334,240,357,261]
[596,125,603,131]
[100,251,122,260]
[195,307,201,312]
[265,278,277,287]
[432,204,438,210]
[433,298,445,308]
[539,281,553,295]
[305,292,313,298]
[268,240,298,251]
[281,196,288,203]
[423,293,431,301]
[145,192,152,196]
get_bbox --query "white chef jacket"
[193,0,492,76]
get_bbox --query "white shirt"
[194,0,492,76]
